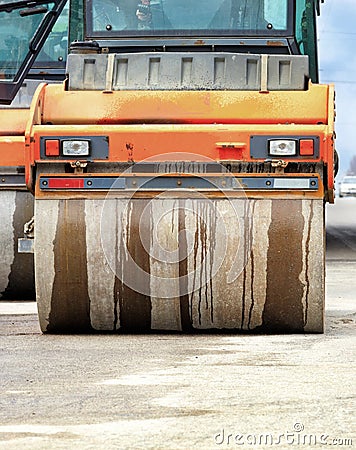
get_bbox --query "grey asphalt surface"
[0,198,355,449]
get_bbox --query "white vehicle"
[339,176,356,197]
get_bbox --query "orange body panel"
[0,136,26,166]
[24,82,335,199]
[0,109,29,135]
[0,109,29,167]
[41,83,330,125]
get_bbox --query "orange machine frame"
[23,80,335,199]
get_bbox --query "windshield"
[0,1,56,79]
[88,0,289,36]
[34,1,69,67]
[0,0,67,104]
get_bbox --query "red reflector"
[48,178,84,189]
[299,139,314,156]
[218,147,243,160]
[45,139,60,156]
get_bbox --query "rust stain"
[113,276,121,331]
[190,200,216,327]
[208,202,216,324]
[247,201,256,330]
[49,199,92,332]
[118,199,151,331]
[190,206,200,322]
[113,200,122,331]
[178,201,193,331]
[263,200,305,332]
[303,201,314,326]
[126,142,134,162]
[266,40,285,46]
[241,200,254,330]
[198,211,207,326]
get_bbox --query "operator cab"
[85,0,320,81]
[0,0,67,104]
[0,0,323,103]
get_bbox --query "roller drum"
[35,194,324,333]
[0,191,35,300]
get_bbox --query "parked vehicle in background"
[339,176,356,197]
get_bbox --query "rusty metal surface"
[40,83,330,125]
[35,195,324,333]
[0,191,35,300]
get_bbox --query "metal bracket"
[24,217,34,238]
[70,160,88,174]
[265,159,289,173]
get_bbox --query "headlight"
[62,140,90,156]
[269,140,296,156]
